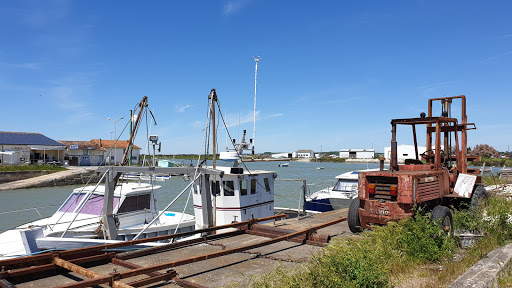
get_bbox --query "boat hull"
[305,197,354,212]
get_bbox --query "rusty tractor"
[348,95,488,233]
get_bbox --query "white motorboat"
[305,169,379,212]
[0,181,195,259]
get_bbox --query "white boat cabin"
[192,166,276,227]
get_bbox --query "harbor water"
[0,162,387,232]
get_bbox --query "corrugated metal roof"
[0,131,65,146]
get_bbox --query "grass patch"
[481,175,509,186]
[251,192,512,288]
[497,264,512,287]
[0,165,67,172]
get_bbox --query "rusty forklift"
[348,95,487,233]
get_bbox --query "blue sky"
[1,1,511,154]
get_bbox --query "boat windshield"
[59,193,120,215]
[332,180,358,192]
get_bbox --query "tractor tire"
[471,185,488,209]
[348,198,362,233]
[431,205,453,236]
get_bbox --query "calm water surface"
[0,161,380,231]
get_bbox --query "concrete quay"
[0,167,100,191]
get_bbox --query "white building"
[339,149,375,159]
[59,140,106,166]
[384,145,427,161]
[92,139,141,165]
[296,150,315,158]
[59,139,142,166]
[271,152,292,159]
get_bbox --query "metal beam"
[96,166,224,177]
[6,253,115,279]
[0,279,16,288]
[53,257,133,288]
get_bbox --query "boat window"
[118,194,151,214]
[264,178,271,193]
[251,179,257,194]
[59,193,120,215]
[210,181,220,196]
[240,180,248,196]
[223,181,235,196]
[333,180,359,192]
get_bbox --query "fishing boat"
[305,169,379,212]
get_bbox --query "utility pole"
[252,56,260,156]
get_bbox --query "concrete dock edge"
[448,243,512,288]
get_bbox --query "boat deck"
[4,209,352,288]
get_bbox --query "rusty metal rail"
[0,215,346,288]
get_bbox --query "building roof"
[340,149,375,152]
[0,131,65,146]
[59,140,106,151]
[91,139,141,149]
[296,149,314,153]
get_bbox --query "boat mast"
[252,56,260,156]
[209,89,218,227]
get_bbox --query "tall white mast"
[252,56,260,154]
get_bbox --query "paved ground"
[0,167,98,191]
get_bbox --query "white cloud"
[224,0,251,16]
[177,104,191,112]
[20,0,70,28]
[486,50,512,62]
[0,62,40,70]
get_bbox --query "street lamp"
[110,131,113,163]
[108,117,124,164]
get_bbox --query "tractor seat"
[405,159,424,165]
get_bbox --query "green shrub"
[398,213,455,262]
[309,239,389,288]
[452,205,483,231]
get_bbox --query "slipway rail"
[0,214,346,288]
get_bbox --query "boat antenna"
[252,56,260,156]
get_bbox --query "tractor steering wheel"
[421,149,444,161]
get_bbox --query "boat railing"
[305,181,337,196]
[132,173,202,240]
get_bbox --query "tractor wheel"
[471,185,488,209]
[348,198,362,233]
[431,205,453,236]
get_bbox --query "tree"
[469,144,500,158]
